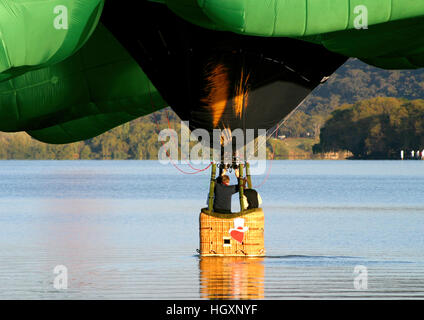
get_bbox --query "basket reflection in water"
[199,257,265,299]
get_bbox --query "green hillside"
[314,97,424,159]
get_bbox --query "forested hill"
[280,59,424,138]
[1,58,424,160]
[308,58,424,110]
[313,97,424,159]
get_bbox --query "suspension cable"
[249,98,308,188]
[147,81,211,174]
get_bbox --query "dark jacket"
[213,183,239,213]
[244,189,259,209]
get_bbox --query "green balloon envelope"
[1,0,423,144]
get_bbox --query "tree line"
[0,111,173,160]
[0,108,293,160]
[4,97,421,160]
[313,97,424,159]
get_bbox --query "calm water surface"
[0,160,423,299]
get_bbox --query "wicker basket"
[199,256,265,299]
[199,208,265,256]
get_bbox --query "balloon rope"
[252,128,277,189]
[147,81,211,174]
[164,108,211,172]
[249,98,308,187]
[255,97,308,155]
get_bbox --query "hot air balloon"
[2,0,423,257]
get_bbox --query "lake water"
[0,160,423,299]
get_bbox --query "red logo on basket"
[229,218,249,243]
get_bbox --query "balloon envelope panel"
[0,24,167,144]
[164,0,424,69]
[0,0,104,81]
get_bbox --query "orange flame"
[233,68,250,119]
[201,63,230,128]
[220,123,232,147]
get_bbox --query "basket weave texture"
[199,208,265,256]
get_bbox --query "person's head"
[221,175,230,186]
